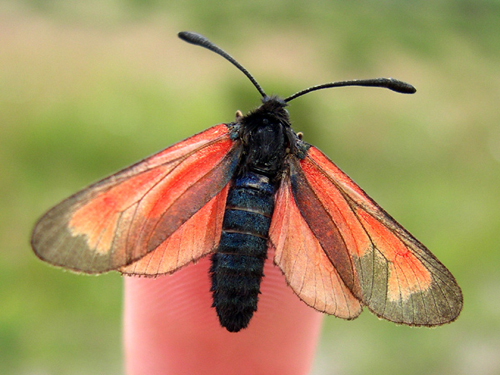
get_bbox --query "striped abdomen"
[210,171,275,332]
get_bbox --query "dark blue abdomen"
[210,171,275,332]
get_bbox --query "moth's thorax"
[238,96,292,177]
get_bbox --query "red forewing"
[31,124,241,274]
[280,147,462,326]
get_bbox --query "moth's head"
[261,95,288,112]
[241,95,290,129]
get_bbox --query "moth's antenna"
[179,32,416,103]
[285,78,416,102]
[178,31,267,98]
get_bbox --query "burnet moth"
[32,31,463,332]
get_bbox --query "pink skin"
[124,250,324,375]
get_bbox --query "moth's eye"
[262,118,269,125]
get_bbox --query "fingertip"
[124,254,323,375]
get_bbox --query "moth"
[32,31,463,332]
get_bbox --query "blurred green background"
[2,0,499,374]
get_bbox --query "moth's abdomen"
[210,171,275,332]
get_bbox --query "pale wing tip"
[367,283,463,327]
[31,220,116,275]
